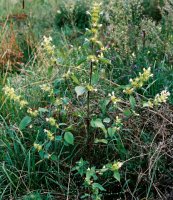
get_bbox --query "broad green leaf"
[64,132,74,145]
[75,86,86,98]
[129,95,136,110]
[50,155,58,161]
[71,74,80,84]
[48,66,53,75]
[108,127,116,138]
[45,142,51,151]
[44,153,50,159]
[91,118,105,129]
[100,99,110,114]
[65,125,74,131]
[19,116,32,130]
[123,109,132,117]
[85,167,97,184]
[92,183,106,191]
[91,118,107,135]
[113,170,120,182]
[105,163,113,169]
[38,150,44,159]
[103,117,111,123]
[55,135,62,141]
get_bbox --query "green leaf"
[77,57,87,66]
[103,117,111,123]
[129,95,136,110]
[44,153,50,159]
[100,99,110,114]
[85,167,97,184]
[113,170,120,182]
[64,132,74,145]
[55,135,62,141]
[71,74,80,84]
[123,109,132,117]
[99,57,111,64]
[50,155,58,161]
[38,107,48,113]
[94,138,108,144]
[92,183,106,191]
[75,86,86,98]
[38,150,44,159]
[19,116,32,130]
[108,127,116,138]
[91,118,107,135]
[91,118,105,129]
[65,125,74,131]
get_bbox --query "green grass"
[0,0,173,199]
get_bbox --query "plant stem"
[86,41,94,142]
[87,60,93,138]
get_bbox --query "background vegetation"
[0,0,173,199]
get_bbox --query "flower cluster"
[143,90,170,108]
[27,108,38,117]
[154,90,170,105]
[33,143,42,152]
[40,84,52,92]
[41,36,55,55]
[44,129,55,141]
[54,98,63,106]
[46,117,59,128]
[115,116,122,126]
[91,3,102,29]
[123,67,153,94]
[112,161,123,171]
[108,92,121,105]
[41,36,56,64]
[86,2,107,63]
[3,86,28,109]
[40,84,53,96]
[110,116,123,133]
[86,85,97,92]
[87,55,99,62]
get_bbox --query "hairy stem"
[87,60,93,137]
[86,41,94,142]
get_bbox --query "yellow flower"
[87,55,98,62]
[154,90,170,105]
[108,92,121,104]
[54,98,63,106]
[34,143,42,152]
[115,116,122,125]
[44,129,55,141]
[123,87,134,95]
[146,100,154,108]
[27,108,39,117]
[40,84,51,92]
[3,86,28,109]
[41,35,56,64]
[124,67,153,94]
[112,162,123,171]
[19,100,28,109]
[46,117,59,128]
